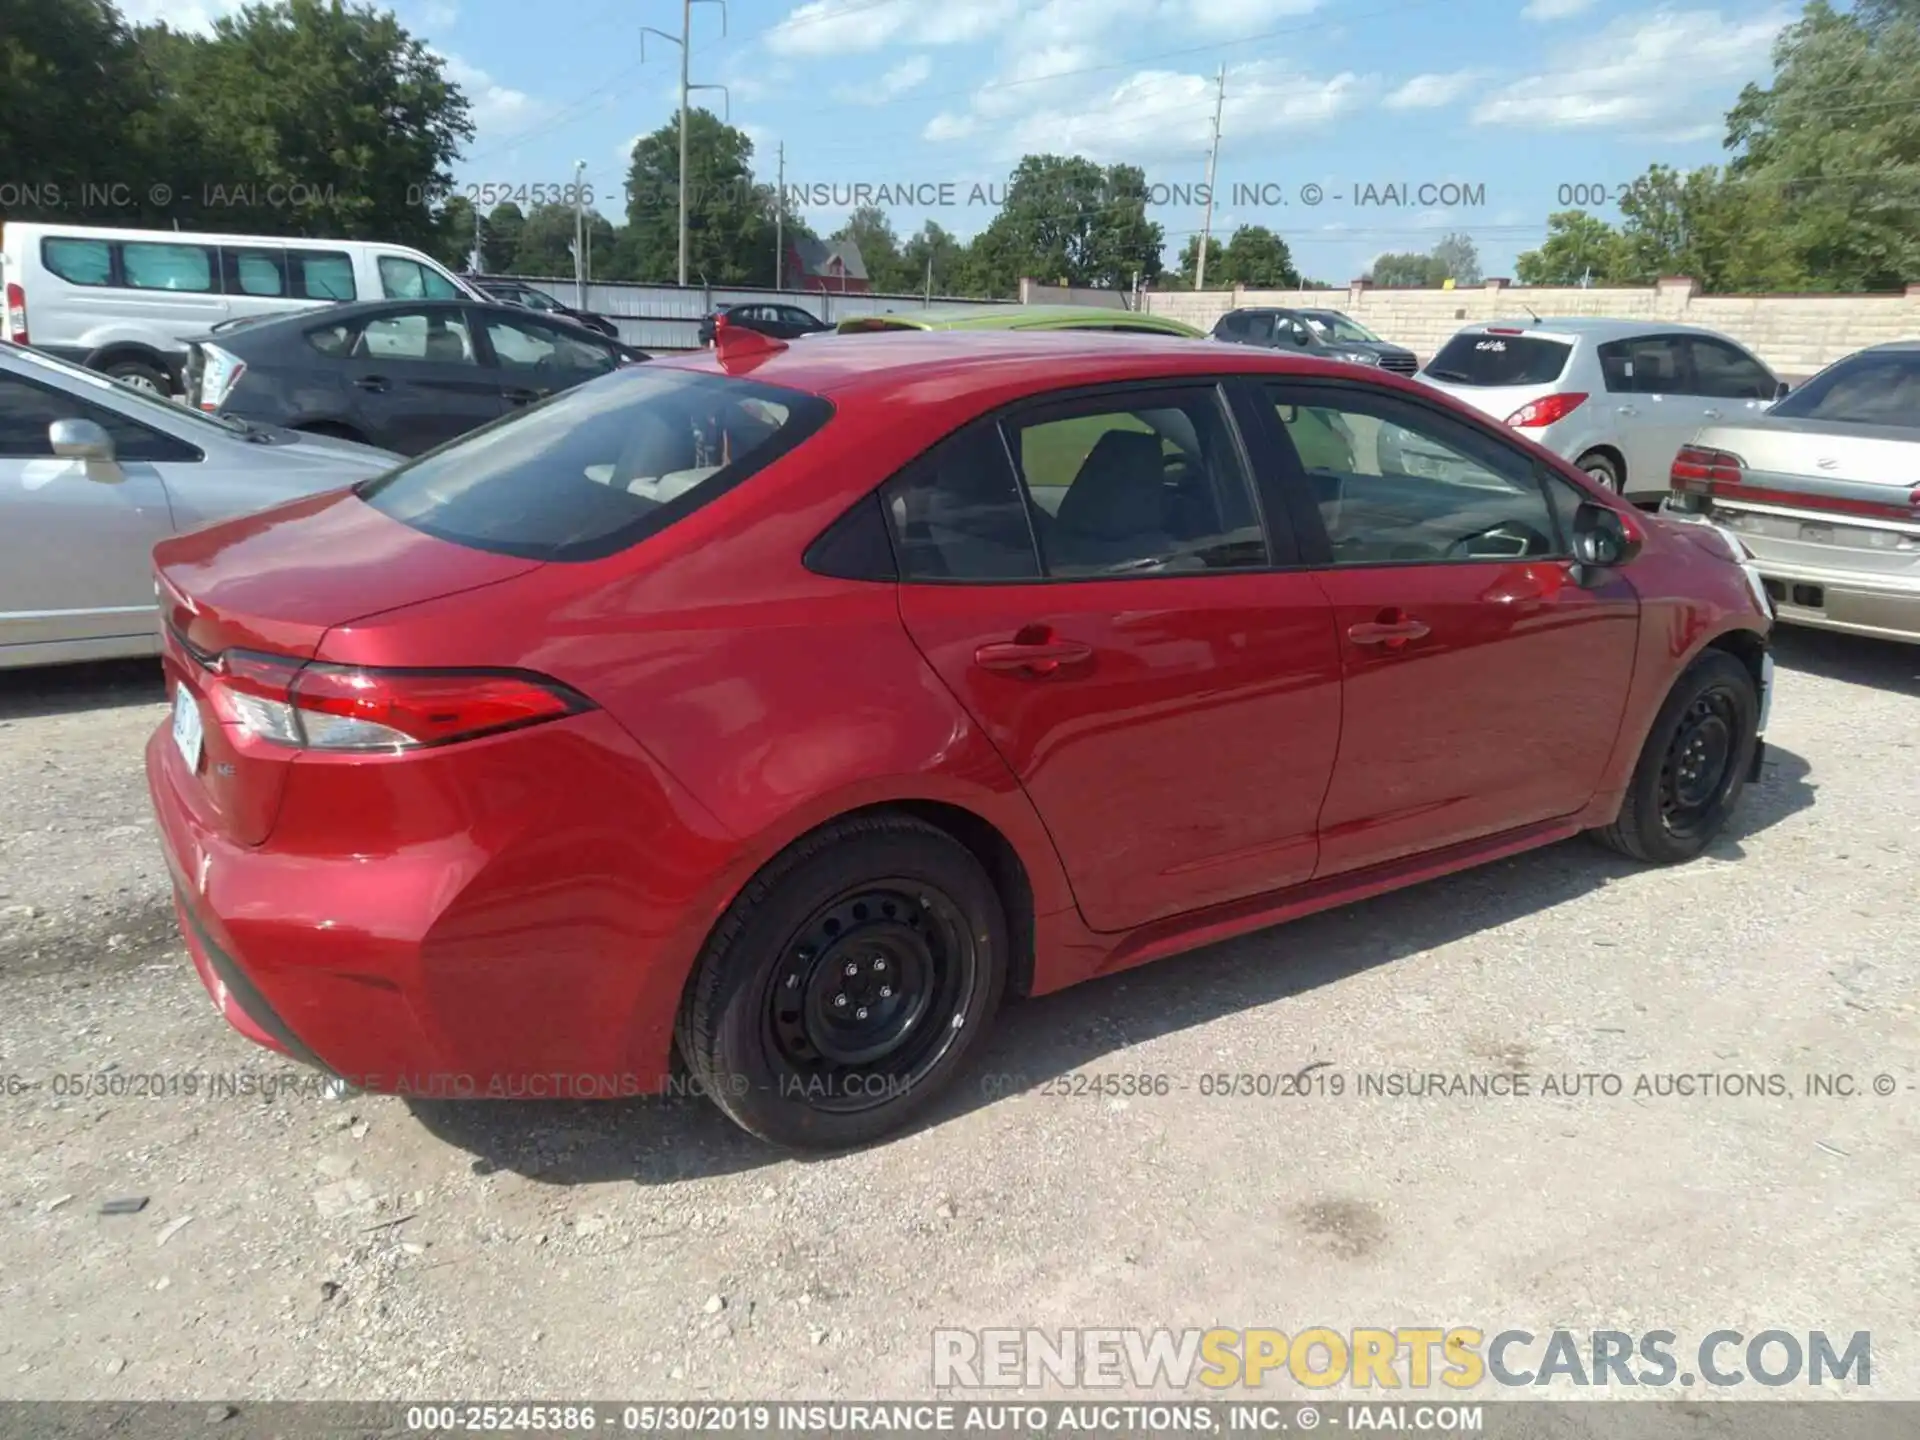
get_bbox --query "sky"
[126,0,1799,286]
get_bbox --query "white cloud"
[1385,70,1481,109]
[766,0,1020,55]
[836,53,934,105]
[1473,8,1787,130]
[116,0,243,34]
[439,53,546,137]
[1520,0,1595,18]
[924,111,980,141]
[419,0,458,29]
[1184,0,1320,32]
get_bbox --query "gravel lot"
[1,629,1915,1403]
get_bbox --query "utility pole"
[1195,64,1225,291]
[924,248,933,305]
[645,2,728,288]
[775,142,785,290]
[471,202,483,274]
[573,158,587,306]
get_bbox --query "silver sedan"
[1,340,399,668]
[1666,340,1920,644]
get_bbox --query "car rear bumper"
[144,707,741,1098]
[1744,558,1920,644]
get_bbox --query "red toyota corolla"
[146,324,1774,1149]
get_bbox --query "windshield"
[358,365,833,561]
[1769,351,1920,429]
[8,342,249,435]
[1302,311,1384,344]
[1423,332,1573,387]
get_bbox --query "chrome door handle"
[1702,408,1722,420]
[1348,618,1431,647]
[1616,405,1637,416]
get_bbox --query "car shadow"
[1769,626,1919,698]
[408,743,1817,1185]
[0,657,166,721]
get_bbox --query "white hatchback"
[1416,317,1787,503]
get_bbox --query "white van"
[0,221,478,395]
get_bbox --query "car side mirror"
[1571,500,1641,571]
[1773,379,1791,400]
[50,418,116,463]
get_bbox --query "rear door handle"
[1616,404,1637,417]
[503,386,548,404]
[354,375,389,393]
[1701,407,1722,420]
[1348,618,1431,647]
[974,638,1093,676]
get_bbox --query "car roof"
[659,328,1400,405]
[841,305,1197,333]
[1455,316,1743,342]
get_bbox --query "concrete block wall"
[1143,277,1920,375]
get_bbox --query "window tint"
[484,315,617,376]
[1242,313,1276,344]
[378,255,459,300]
[41,238,112,286]
[226,249,287,297]
[881,424,1040,581]
[355,309,476,364]
[1594,335,1688,394]
[1770,351,1920,429]
[359,369,830,561]
[1267,386,1560,564]
[782,308,820,327]
[1214,312,1247,339]
[295,252,356,300]
[1685,337,1774,399]
[122,242,215,292]
[1271,315,1315,349]
[306,322,357,358]
[1425,333,1572,387]
[0,374,198,461]
[1007,389,1267,577]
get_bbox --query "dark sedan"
[1212,306,1419,374]
[183,298,647,455]
[697,301,832,345]
[469,277,621,339]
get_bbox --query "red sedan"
[146,323,1773,1149]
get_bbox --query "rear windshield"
[357,367,832,561]
[1770,352,1920,429]
[1423,333,1572,387]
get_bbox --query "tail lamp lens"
[5,282,27,345]
[1669,445,1745,511]
[196,344,247,412]
[1504,392,1589,428]
[205,651,588,751]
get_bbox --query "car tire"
[1576,449,1623,492]
[1591,649,1758,865]
[677,813,1008,1151]
[103,358,172,396]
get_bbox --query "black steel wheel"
[1593,649,1759,864]
[678,814,1007,1150]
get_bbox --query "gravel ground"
[0,628,1914,1404]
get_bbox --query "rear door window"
[1594,335,1689,394]
[358,368,832,561]
[294,252,356,300]
[483,314,619,378]
[1684,336,1775,399]
[881,423,1041,581]
[1425,333,1572,387]
[41,238,112,286]
[224,249,288,296]
[122,242,216,292]
[356,309,476,364]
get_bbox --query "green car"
[833,304,1205,338]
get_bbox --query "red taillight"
[202,650,589,751]
[1671,444,1745,493]
[1505,392,1588,428]
[5,282,27,345]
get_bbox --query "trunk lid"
[155,488,544,844]
[1699,416,1920,490]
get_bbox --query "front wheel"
[677,814,1008,1150]
[1592,650,1759,864]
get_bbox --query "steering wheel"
[1444,520,1553,561]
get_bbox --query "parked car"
[1212,306,1419,374]
[182,296,648,455]
[1416,317,1787,503]
[1667,340,1920,643]
[0,220,478,396]
[700,302,832,344]
[468,277,620,338]
[146,329,1772,1150]
[0,339,396,668]
[834,304,1204,338]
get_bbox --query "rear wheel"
[677,814,1007,1150]
[1576,449,1623,492]
[103,357,171,396]
[1592,650,1758,864]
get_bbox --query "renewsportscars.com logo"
[932,1327,1871,1391]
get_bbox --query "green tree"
[507,201,616,280]
[1429,232,1481,285]
[832,204,914,293]
[1173,234,1224,288]
[900,220,970,297]
[143,0,470,244]
[1219,225,1298,287]
[434,194,479,271]
[623,108,777,285]
[1516,210,1621,285]
[1365,251,1435,287]
[1723,0,1920,290]
[966,155,1166,295]
[482,200,524,272]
